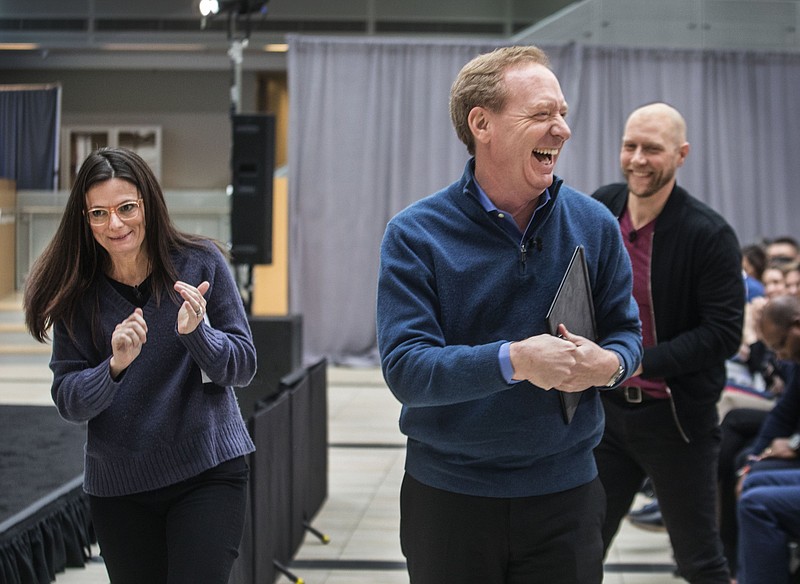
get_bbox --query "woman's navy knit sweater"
[50,241,256,497]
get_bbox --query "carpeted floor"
[0,405,86,523]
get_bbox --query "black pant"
[400,472,605,584]
[90,456,249,584]
[595,396,730,584]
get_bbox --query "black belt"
[607,385,665,404]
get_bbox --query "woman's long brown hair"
[23,147,217,343]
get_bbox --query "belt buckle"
[624,386,643,404]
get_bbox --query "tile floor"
[0,314,680,583]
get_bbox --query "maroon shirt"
[620,209,668,399]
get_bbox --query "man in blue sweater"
[377,46,642,584]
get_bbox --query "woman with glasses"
[23,147,256,584]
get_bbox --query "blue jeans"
[89,456,249,584]
[718,406,770,575]
[738,468,800,584]
[595,394,730,583]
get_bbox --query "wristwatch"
[788,432,800,452]
[604,363,626,387]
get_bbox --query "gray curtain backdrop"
[287,36,800,364]
[0,84,61,189]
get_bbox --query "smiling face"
[471,63,571,201]
[785,268,800,297]
[85,177,147,267]
[620,104,689,201]
[763,267,787,299]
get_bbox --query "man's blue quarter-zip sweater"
[377,159,642,498]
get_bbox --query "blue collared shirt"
[473,180,551,243]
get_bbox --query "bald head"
[620,102,690,200]
[763,294,800,330]
[760,294,800,361]
[625,103,687,148]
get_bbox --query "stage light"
[198,0,272,112]
[199,0,219,17]
[201,0,268,16]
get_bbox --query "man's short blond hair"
[449,45,550,155]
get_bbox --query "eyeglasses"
[85,199,143,226]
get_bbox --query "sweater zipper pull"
[519,241,528,269]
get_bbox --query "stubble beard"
[625,168,674,199]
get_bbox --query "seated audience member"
[737,468,800,584]
[783,261,800,297]
[737,260,787,372]
[741,296,800,474]
[761,261,789,301]
[741,243,766,302]
[766,236,800,265]
[719,406,776,576]
[722,261,787,420]
[723,295,800,580]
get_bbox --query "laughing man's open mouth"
[533,148,558,163]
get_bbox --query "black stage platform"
[0,405,94,584]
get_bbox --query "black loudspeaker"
[235,314,303,421]
[230,113,275,265]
